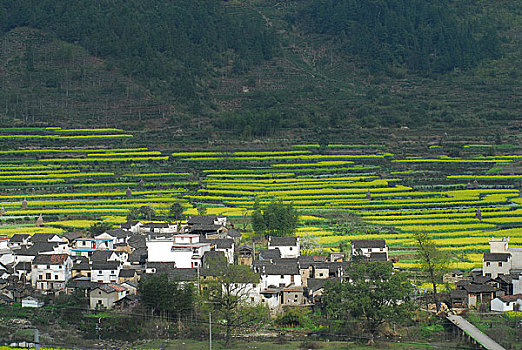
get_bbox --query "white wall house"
[91,261,121,284]
[146,236,210,268]
[259,263,302,289]
[491,294,522,312]
[31,254,73,292]
[72,238,114,256]
[89,284,128,309]
[351,239,388,259]
[268,237,300,259]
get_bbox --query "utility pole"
[34,329,39,350]
[208,311,212,350]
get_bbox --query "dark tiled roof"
[14,262,32,271]
[261,262,299,275]
[212,238,234,249]
[143,222,170,229]
[32,254,69,265]
[483,253,511,262]
[351,239,386,249]
[370,252,388,262]
[259,249,281,261]
[63,231,84,241]
[29,233,57,243]
[120,221,140,229]
[187,216,216,225]
[269,236,298,247]
[92,261,120,270]
[227,229,242,238]
[129,248,147,263]
[462,284,496,293]
[190,224,221,232]
[91,251,113,262]
[10,234,31,242]
[128,235,146,249]
[72,256,90,270]
[307,278,337,292]
[106,228,132,238]
[67,278,101,290]
[119,269,137,278]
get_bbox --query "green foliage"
[251,198,299,237]
[127,205,156,221]
[138,273,194,321]
[298,0,501,74]
[88,221,113,237]
[413,231,451,310]
[1,0,275,103]
[202,255,261,345]
[168,202,184,221]
[323,261,414,342]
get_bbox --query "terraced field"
[1,127,522,269]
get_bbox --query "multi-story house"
[146,234,211,268]
[268,237,300,259]
[31,254,73,292]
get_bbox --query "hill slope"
[0,0,520,139]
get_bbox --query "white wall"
[261,273,302,289]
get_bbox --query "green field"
[1,127,522,269]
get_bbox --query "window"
[289,247,293,251]
[280,275,284,279]
[498,262,503,267]
[54,275,58,280]
[39,274,43,280]
[486,262,490,267]
[319,273,324,277]
[110,270,115,275]
[47,265,50,269]
[485,273,491,277]
[98,271,103,275]
[46,273,51,279]
[380,248,384,252]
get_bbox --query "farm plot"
[1,130,522,269]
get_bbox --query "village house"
[491,294,522,312]
[91,261,121,284]
[146,234,210,268]
[71,237,114,256]
[89,283,127,310]
[8,234,31,250]
[31,254,73,292]
[268,237,300,259]
[351,239,388,260]
[120,220,142,234]
[483,238,522,279]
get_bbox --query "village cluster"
[0,216,521,314]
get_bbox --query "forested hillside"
[0,0,520,139]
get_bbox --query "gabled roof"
[92,261,120,270]
[351,239,386,249]
[483,253,511,262]
[211,238,234,249]
[129,248,148,263]
[306,278,336,293]
[91,251,114,263]
[187,215,217,225]
[9,234,31,242]
[498,294,522,302]
[462,284,496,293]
[259,249,281,261]
[63,231,84,241]
[190,223,222,233]
[227,229,242,238]
[143,222,170,228]
[32,254,69,265]
[128,235,146,249]
[269,236,298,247]
[105,228,132,238]
[261,261,299,275]
[14,261,32,271]
[72,256,90,270]
[369,252,388,262]
[119,269,137,278]
[120,220,140,229]
[29,233,58,243]
[93,283,127,294]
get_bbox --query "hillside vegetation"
[0,0,520,138]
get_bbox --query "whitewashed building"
[268,237,300,259]
[31,254,73,292]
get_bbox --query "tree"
[127,205,156,221]
[413,231,450,312]
[323,261,413,344]
[251,197,299,237]
[139,273,194,321]
[196,205,207,216]
[168,202,184,221]
[88,221,113,237]
[202,255,261,346]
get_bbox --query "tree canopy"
[298,0,500,74]
[323,261,413,343]
[251,198,299,237]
